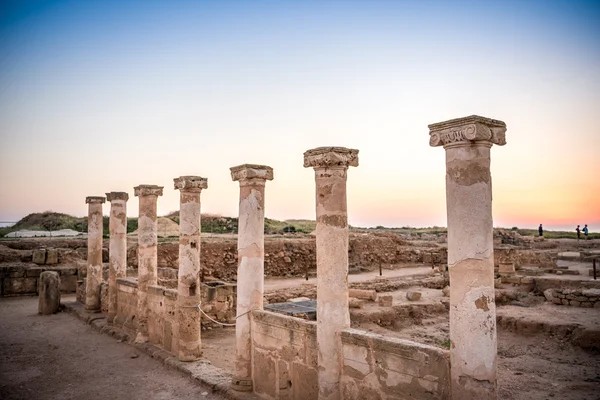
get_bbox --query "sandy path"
[0,296,225,400]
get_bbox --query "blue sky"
[1,0,599,230]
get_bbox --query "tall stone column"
[304,147,358,400]
[133,184,163,343]
[85,196,105,312]
[174,176,208,361]
[429,115,507,399]
[230,164,273,392]
[105,192,129,323]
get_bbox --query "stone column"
[133,185,163,343]
[85,196,105,312]
[429,115,507,399]
[105,192,129,323]
[230,164,273,392]
[304,147,358,400]
[174,176,208,361]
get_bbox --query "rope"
[179,305,258,327]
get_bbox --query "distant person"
[576,225,581,240]
[583,224,589,240]
[538,224,543,237]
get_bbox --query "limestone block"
[498,262,515,275]
[38,271,60,315]
[348,298,363,308]
[4,277,38,295]
[60,275,78,293]
[520,276,534,284]
[349,289,377,301]
[406,291,422,301]
[551,298,562,305]
[442,286,450,297]
[289,297,311,303]
[378,295,393,307]
[543,289,554,302]
[46,249,58,265]
[26,267,44,277]
[32,249,46,265]
[570,300,581,307]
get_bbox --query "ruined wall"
[250,310,450,400]
[0,265,78,296]
[251,310,319,400]
[544,288,600,308]
[114,278,138,338]
[341,329,450,400]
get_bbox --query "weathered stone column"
[105,192,129,323]
[230,164,273,392]
[304,147,358,400]
[85,196,105,312]
[429,115,507,399]
[174,176,208,361]
[134,185,163,343]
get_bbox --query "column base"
[231,377,253,392]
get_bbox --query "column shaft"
[106,192,128,323]
[446,143,497,399]
[230,165,273,392]
[85,197,105,311]
[134,185,163,343]
[174,175,207,361]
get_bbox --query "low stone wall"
[251,310,319,399]
[341,329,450,400]
[114,278,138,337]
[0,264,78,296]
[250,310,450,400]
[201,281,236,327]
[543,288,600,308]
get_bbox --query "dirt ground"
[0,297,226,400]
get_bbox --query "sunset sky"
[1,0,599,231]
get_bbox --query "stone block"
[4,277,38,295]
[46,249,58,265]
[38,271,60,315]
[60,275,78,293]
[32,249,46,265]
[26,268,44,277]
[406,291,422,301]
[543,289,554,302]
[520,276,534,284]
[551,298,562,305]
[9,266,26,278]
[504,276,522,284]
[581,302,593,308]
[349,289,377,301]
[442,286,450,297]
[498,262,515,275]
[594,302,600,309]
[349,298,363,308]
[570,300,581,307]
[378,295,393,307]
[561,299,569,305]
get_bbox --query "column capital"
[86,196,106,204]
[230,164,274,182]
[134,185,164,197]
[429,115,506,148]
[303,146,359,169]
[174,176,208,192]
[105,192,129,202]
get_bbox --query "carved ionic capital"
[85,196,106,204]
[134,185,164,197]
[105,192,129,202]
[429,115,506,148]
[230,164,274,182]
[174,176,208,192]
[303,147,359,169]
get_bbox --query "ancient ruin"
[174,176,207,361]
[230,164,274,391]
[85,196,105,312]
[429,115,506,399]
[1,124,599,400]
[133,184,163,343]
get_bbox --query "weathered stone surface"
[230,165,272,391]
[378,295,393,307]
[46,248,58,264]
[406,291,422,301]
[85,196,105,312]
[304,146,358,400]
[38,271,60,315]
[349,289,377,301]
[442,285,450,297]
[348,298,363,308]
[106,192,129,324]
[32,249,46,265]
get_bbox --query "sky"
[0,0,599,231]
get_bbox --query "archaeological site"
[1,116,599,400]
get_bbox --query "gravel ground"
[0,296,226,400]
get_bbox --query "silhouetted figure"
[576,225,581,240]
[538,224,543,237]
[583,224,589,240]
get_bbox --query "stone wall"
[543,288,600,308]
[250,310,319,399]
[0,265,78,296]
[250,310,451,400]
[341,329,450,400]
[201,281,236,327]
[114,278,138,338]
